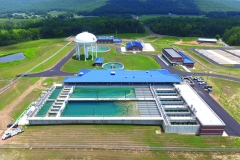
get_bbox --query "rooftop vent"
[111,71,115,75]
[79,72,84,76]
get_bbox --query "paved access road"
[28,49,76,77]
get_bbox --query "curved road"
[28,49,76,77]
[28,46,240,137]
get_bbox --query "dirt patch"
[66,36,75,42]
[211,152,240,159]
[0,77,46,144]
[174,39,183,44]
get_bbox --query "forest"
[223,26,240,46]
[0,16,144,46]
[0,0,239,15]
[144,17,240,38]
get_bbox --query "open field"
[0,78,40,112]
[206,77,240,123]
[0,38,73,78]
[139,14,205,21]
[61,45,161,73]
[1,149,240,160]
[0,79,11,88]
[4,125,240,148]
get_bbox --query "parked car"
[193,76,200,80]
[2,132,11,140]
[197,78,204,82]
[7,123,18,128]
[199,82,207,85]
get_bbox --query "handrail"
[149,85,170,125]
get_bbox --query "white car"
[197,78,204,82]
[199,82,207,85]
[2,132,11,140]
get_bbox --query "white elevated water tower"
[75,32,98,61]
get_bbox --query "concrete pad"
[142,43,155,52]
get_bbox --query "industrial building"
[178,51,194,68]
[198,38,217,43]
[97,36,122,44]
[162,48,194,68]
[92,58,104,66]
[19,69,225,136]
[126,41,143,51]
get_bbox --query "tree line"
[0,16,144,46]
[144,17,240,39]
[223,27,240,46]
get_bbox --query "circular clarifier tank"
[102,62,124,70]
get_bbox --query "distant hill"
[0,0,240,15]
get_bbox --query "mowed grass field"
[61,44,161,73]
[0,38,74,78]
[207,77,240,123]
[1,149,240,160]
[6,125,240,148]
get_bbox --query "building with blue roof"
[126,41,143,51]
[178,52,194,68]
[93,57,104,66]
[63,69,181,85]
[97,36,122,44]
[97,36,114,44]
[162,48,194,68]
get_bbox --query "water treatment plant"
[18,69,225,136]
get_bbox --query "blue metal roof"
[94,57,104,64]
[97,36,114,40]
[126,41,143,49]
[113,39,122,43]
[178,52,194,64]
[63,69,182,83]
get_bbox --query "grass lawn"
[0,38,72,78]
[0,149,240,160]
[0,79,11,88]
[61,44,161,73]
[207,77,240,123]
[7,125,240,148]
[0,77,40,111]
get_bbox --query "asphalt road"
[27,46,240,136]
[28,49,76,77]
